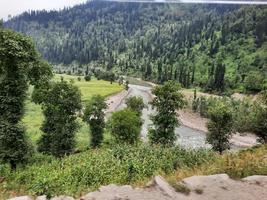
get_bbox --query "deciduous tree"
[108,109,141,144]
[35,81,82,157]
[206,101,233,154]
[83,95,107,148]
[125,96,145,117]
[0,29,52,169]
[148,81,186,146]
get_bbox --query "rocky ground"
[10,174,267,200]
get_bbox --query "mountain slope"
[5,2,267,92]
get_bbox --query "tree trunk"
[10,160,17,171]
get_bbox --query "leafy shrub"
[206,101,234,154]
[253,105,267,143]
[83,95,107,148]
[149,81,186,146]
[84,75,91,82]
[125,96,145,117]
[107,109,141,144]
[244,71,265,93]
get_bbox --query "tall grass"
[167,145,267,183]
[0,144,213,198]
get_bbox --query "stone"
[51,196,75,200]
[36,195,47,200]
[152,176,177,198]
[8,196,33,200]
[242,175,267,186]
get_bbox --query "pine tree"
[214,59,226,92]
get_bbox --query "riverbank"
[105,83,259,149]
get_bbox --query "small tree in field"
[84,74,91,82]
[148,81,186,146]
[125,80,129,91]
[83,95,107,148]
[206,101,233,154]
[0,29,52,169]
[125,96,145,117]
[108,109,141,144]
[34,81,82,157]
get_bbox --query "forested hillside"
[5,1,267,93]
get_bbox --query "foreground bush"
[149,81,186,146]
[108,109,141,144]
[0,144,213,197]
[83,95,107,148]
[207,101,234,154]
[34,81,82,157]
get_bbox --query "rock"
[152,176,177,198]
[242,175,267,186]
[8,196,33,200]
[182,174,230,190]
[36,196,47,200]
[51,196,75,200]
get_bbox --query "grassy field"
[22,74,124,151]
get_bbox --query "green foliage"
[244,71,265,93]
[253,105,267,143]
[35,81,82,157]
[0,29,52,169]
[125,80,129,91]
[259,90,267,105]
[84,74,91,82]
[125,96,145,117]
[0,144,214,197]
[0,122,33,170]
[108,109,141,144]
[206,101,234,154]
[94,70,116,83]
[118,76,124,85]
[23,74,123,152]
[83,95,107,148]
[5,3,267,93]
[191,95,263,134]
[149,81,186,146]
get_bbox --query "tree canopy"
[5,2,267,93]
[0,29,52,169]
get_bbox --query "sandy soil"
[105,89,130,115]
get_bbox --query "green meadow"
[22,74,124,151]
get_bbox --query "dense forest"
[5,1,267,93]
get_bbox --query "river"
[115,84,210,149]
